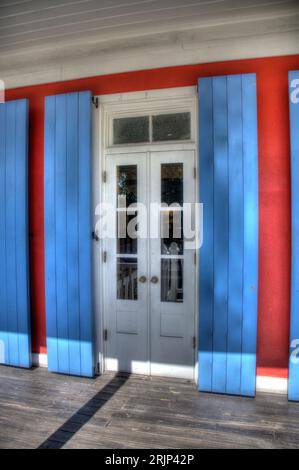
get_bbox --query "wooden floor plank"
[0,366,299,449]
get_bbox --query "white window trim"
[98,86,197,150]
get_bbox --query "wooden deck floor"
[0,365,299,449]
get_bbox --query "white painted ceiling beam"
[0,0,298,89]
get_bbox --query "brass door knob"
[150,276,159,284]
[139,276,147,283]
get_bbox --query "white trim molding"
[99,86,197,150]
[30,350,288,394]
[32,353,48,368]
[256,376,288,395]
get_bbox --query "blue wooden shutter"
[198,74,258,396]
[0,99,31,368]
[44,91,94,377]
[289,71,299,401]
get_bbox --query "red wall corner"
[27,96,47,354]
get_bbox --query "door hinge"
[92,96,99,108]
[92,231,100,242]
[102,171,107,183]
[96,362,100,374]
[193,336,196,350]
[194,252,197,265]
[104,329,108,341]
[103,251,107,263]
[193,167,197,179]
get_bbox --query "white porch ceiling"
[1,0,299,88]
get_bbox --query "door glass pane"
[160,210,183,255]
[152,113,191,142]
[161,259,183,303]
[117,258,138,300]
[117,165,137,208]
[117,211,138,254]
[161,163,183,206]
[113,116,149,145]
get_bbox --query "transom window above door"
[99,86,197,149]
[113,112,191,145]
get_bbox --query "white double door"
[103,150,196,379]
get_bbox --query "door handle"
[150,276,159,284]
[139,276,147,283]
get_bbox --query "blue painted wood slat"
[55,94,69,374]
[0,99,31,368]
[198,78,214,392]
[44,96,58,372]
[6,103,19,366]
[15,100,31,368]
[198,74,258,397]
[78,92,94,378]
[212,77,229,393]
[44,91,94,377]
[67,93,81,376]
[241,74,259,397]
[289,70,299,401]
[226,75,243,395]
[0,104,7,365]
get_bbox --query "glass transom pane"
[152,112,191,142]
[113,116,150,145]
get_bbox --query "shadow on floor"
[38,373,129,449]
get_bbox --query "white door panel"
[103,150,196,379]
[105,154,149,374]
[150,151,195,379]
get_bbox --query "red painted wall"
[6,55,299,377]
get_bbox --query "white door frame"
[92,86,199,382]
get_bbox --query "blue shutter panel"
[44,91,94,377]
[289,71,299,401]
[198,74,258,397]
[0,99,31,368]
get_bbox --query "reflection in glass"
[117,258,138,300]
[161,163,183,206]
[117,211,138,254]
[160,211,183,255]
[152,113,191,142]
[161,259,183,303]
[117,165,137,207]
[113,116,149,145]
